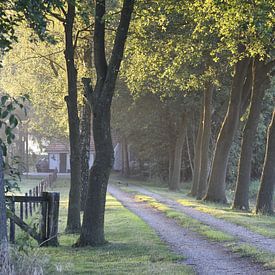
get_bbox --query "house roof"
[45,139,96,153]
[45,142,69,153]
[45,129,120,154]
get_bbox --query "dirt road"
[108,184,272,275]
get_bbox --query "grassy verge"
[110,175,275,239]
[32,179,194,274]
[134,194,234,242]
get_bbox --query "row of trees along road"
[0,0,275,251]
[113,0,275,213]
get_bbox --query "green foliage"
[0,93,28,192]
[0,24,69,140]
[0,0,64,57]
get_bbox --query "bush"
[0,242,64,275]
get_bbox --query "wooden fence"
[5,170,60,246]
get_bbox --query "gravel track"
[108,184,272,275]
[123,184,275,255]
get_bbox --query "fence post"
[49,174,53,188]
[33,188,36,211]
[25,192,28,219]
[9,196,15,243]
[20,202,23,220]
[36,186,39,206]
[40,192,48,244]
[29,189,33,216]
[46,192,60,246]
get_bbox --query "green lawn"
[13,178,193,274]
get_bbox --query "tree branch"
[73,24,94,50]
[94,0,108,80]
[103,0,135,95]
[12,49,65,70]
[48,11,66,23]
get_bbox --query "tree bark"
[204,58,250,203]
[0,147,9,271]
[121,136,130,176]
[64,2,81,233]
[0,147,7,244]
[77,103,113,245]
[190,106,203,196]
[233,58,270,210]
[80,79,92,211]
[169,114,187,190]
[77,0,135,246]
[197,85,213,199]
[168,145,174,185]
[256,109,275,214]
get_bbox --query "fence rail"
[5,170,59,246]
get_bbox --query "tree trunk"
[197,85,213,199]
[0,146,9,272]
[186,128,194,178]
[233,58,270,210]
[256,110,275,214]
[121,136,130,176]
[190,106,203,196]
[80,79,92,211]
[204,58,250,203]
[77,102,113,245]
[64,3,81,233]
[169,114,187,190]
[77,0,135,246]
[168,145,174,185]
[0,147,7,244]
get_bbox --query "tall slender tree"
[256,109,275,214]
[196,84,213,199]
[63,2,81,232]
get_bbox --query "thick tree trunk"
[204,58,250,203]
[78,103,113,245]
[169,114,187,190]
[233,59,269,210]
[64,3,81,233]
[77,0,135,246]
[0,148,7,244]
[190,107,203,196]
[256,110,275,214]
[80,79,92,211]
[197,85,213,199]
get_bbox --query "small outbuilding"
[45,141,95,173]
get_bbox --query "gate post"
[9,196,15,243]
[46,192,60,246]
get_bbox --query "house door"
[59,153,67,173]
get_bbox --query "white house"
[45,141,95,173]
